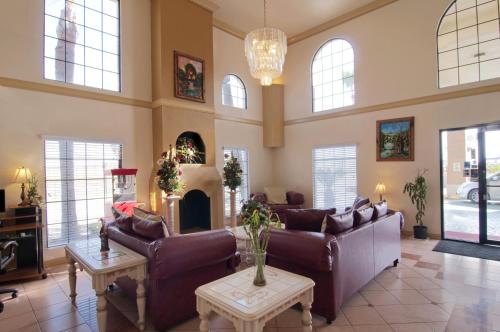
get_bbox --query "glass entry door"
[485,129,500,244]
[441,128,480,242]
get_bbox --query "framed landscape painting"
[376,117,415,161]
[174,51,205,103]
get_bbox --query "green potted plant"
[403,169,428,239]
[27,173,43,206]
[223,153,243,228]
[240,200,280,286]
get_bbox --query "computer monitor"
[0,189,5,213]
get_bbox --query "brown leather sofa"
[266,209,402,323]
[251,191,305,222]
[105,221,240,331]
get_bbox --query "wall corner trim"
[214,114,263,126]
[213,19,246,40]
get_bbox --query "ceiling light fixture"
[244,0,287,86]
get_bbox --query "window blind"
[44,139,122,247]
[223,148,249,217]
[313,145,357,211]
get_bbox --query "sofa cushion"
[373,201,388,220]
[134,207,172,236]
[286,191,305,205]
[111,206,133,232]
[352,196,370,210]
[354,205,375,227]
[265,187,287,204]
[285,208,336,232]
[324,212,354,235]
[131,214,165,240]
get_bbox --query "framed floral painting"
[376,117,415,161]
[174,51,205,103]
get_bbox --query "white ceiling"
[211,0,375,37]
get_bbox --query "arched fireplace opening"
[179,189,211,233]
[176,131,206,164]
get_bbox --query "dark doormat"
[433,240,500,261]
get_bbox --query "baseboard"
[401,230,440,240]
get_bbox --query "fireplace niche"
[179,189,210,233]
[176,131,206,164]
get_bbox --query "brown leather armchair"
[105,221,240,331]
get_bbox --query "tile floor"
[1,237,500,331]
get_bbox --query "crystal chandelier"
[244,0,287,86]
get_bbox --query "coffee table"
[195,266,314,332]
[65,239,147,331]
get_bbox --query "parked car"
[457,172,500,203]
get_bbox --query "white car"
[457,172,500,203]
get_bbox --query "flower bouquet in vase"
[241,200,280,286]
[156,145,184,233]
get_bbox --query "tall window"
[313,145,357,211]
[223,148,249,217]
[312,39,355,112]
[222,74,247,109]
[44,139,122,247]
[438,0,500,88]
[44,0,121,91]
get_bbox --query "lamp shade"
[374,182,386,194]
[14,166,32,184]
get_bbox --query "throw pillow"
[131,214,166,240]
[372,201,388,220]
[264,187,288,204]
[324,212,354,235]
[134,207,174,237]
[353,205,375,227]
[111,206,133,232]
[285,208,337,232]
[351,196,370,210]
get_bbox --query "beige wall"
[213,28,274,194]
[0,0,152,260]
[275,0,500,236]
[0,0,152,101]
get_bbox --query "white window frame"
[437,0,500,88]
[44,137,123,247]
[221,74,247,110]
[312,144,358,211]
[43,0,121,91]
[311,38,355,113]
[223,147,250,217]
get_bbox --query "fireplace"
[179,189,210,233]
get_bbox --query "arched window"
[438,0,500,88]
[312,39,355,113]
[222,74,247,109]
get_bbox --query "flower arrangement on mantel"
[241,200,280,286]
[223,153,243,228]
[156,145,183,196]
[176,137,204,164]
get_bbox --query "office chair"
[0,241,19,313]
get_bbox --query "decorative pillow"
[352,196,370,210]
[111,206,133,232]
[132,207,170,238]
[372,201,388,220]
[264,187,287,204]
[353,205,375,227]
[285,208,337,232]
[324,212,354,235]
[131,214,166,240]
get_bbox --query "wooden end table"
[65,239,147,331]
[195,266,314,332]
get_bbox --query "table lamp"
[374,182,386,202]
[14,166,32,206]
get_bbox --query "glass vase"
[253,251,266,286]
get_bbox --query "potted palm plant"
[403,169,428,239]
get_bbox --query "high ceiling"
[211,0,375,37]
